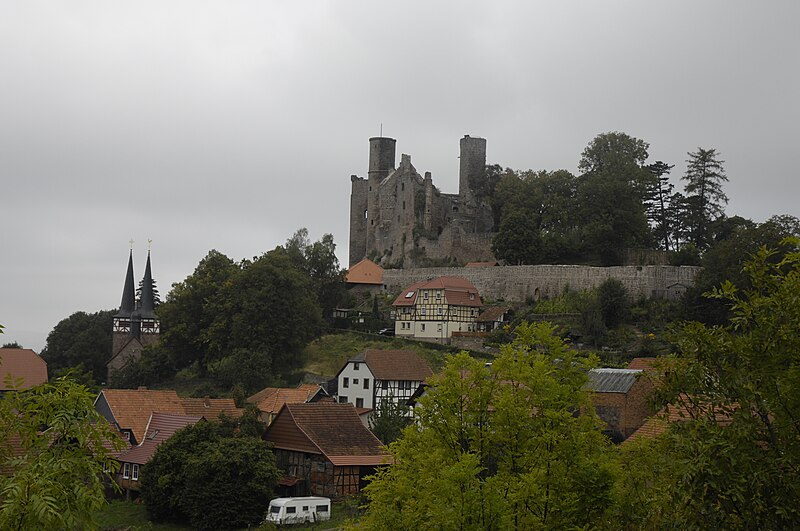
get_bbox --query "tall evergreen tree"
[644,161,675,251]
[682,148,728,250]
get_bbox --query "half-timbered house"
[392,276,482,339]
[262,402,390,498]
[336,349,432,413]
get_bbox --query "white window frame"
[123,462,130,479]
[132,464,139,481]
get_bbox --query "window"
[354,362,360,370]
[437,323,443,332]
[317,505,329,513]
[382,380,388,390]
[470,293,475,300]
[303,506,309,511]
[363,378,370,389]
[339,396,348,403]
[123,463,130,479]
[132,464,139,481]
[356,398,364,408]
[353,378,359,385]
[343,377,349,388]
[424,291,429,299]
[123,431,130,441]
[438,308,443,315]
[287,507,296,514]
[405,291,414,299]
[401,182,405,191]
[421,323,426,331]
[421,308,426,315]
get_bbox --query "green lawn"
[95,500,191,530]
[96,499,360,530]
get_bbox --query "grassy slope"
[301,331,464,380]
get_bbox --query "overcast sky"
[2,1,798,352]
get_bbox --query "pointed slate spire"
[115,250,136,318]
[138,250,157,319]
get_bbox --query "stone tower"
[458,135,487,203]
[366,137,397,246]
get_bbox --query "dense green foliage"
[0,375,124,530]
[360,323,613,530]
[369,397,412,445]
[681,147,729,250]
[140,418,280,530]
[613,241,800,528]
[40,309,114,384]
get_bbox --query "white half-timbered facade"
[393,276,483,339]
[336,349,433,413]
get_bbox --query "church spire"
[115,250,136,318]
[139,250,156,319]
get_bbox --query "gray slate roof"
[587,368,642,393]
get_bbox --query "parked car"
[265,496,331,525]
[378,328,395,336]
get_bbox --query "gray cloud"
[2,0,798,351]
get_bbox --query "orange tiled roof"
[0,349,48,391]
[624,395,733,444]
[362,349,433,382]
[119,412,202,465]
[393,276,482,307]
[98,389,186,444]
[269,402,389,466]
[345,258,384,285]
[247,384,324,414]
[181,397,243,420]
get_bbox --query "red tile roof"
[362,349,433,382]
[0,349,48,391]
[624,395,733,444]
[392,276,482,307]
[477,306,511,323]
[346,258,384,285]
[118,412,202,465]
[264,402,390,466]
[180,397,243,419]
[247,384,325,415]
[97,389,186,444]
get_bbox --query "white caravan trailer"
[265,496,331,525]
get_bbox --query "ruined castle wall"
[414,228,496,265]
[382,265,703,302]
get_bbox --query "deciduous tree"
[0,376,124,530]
[360,323,612,530]
[40,310,114,384]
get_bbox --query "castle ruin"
[349,135,497,268]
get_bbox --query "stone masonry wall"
[382,264,703,302]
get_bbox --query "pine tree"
[644,161,675,250]
[682,148,728,250]
[136,277,161,307]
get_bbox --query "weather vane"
[148,238,153,250]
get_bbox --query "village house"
[0,348,48,396]
[335,349,433,413]
[247,383,328,425]
[393,276,483,339]
[94,388,241,445]
[587,368,655,442]
[114,412,202,498]
[262,402,390,498]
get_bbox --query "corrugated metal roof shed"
[587,368,642,393]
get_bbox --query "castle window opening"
[401,182,405,191]
[364,210,368,219]
[402,201,406,210]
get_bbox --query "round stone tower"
[366,137,396,249]
[459,135,487,203]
